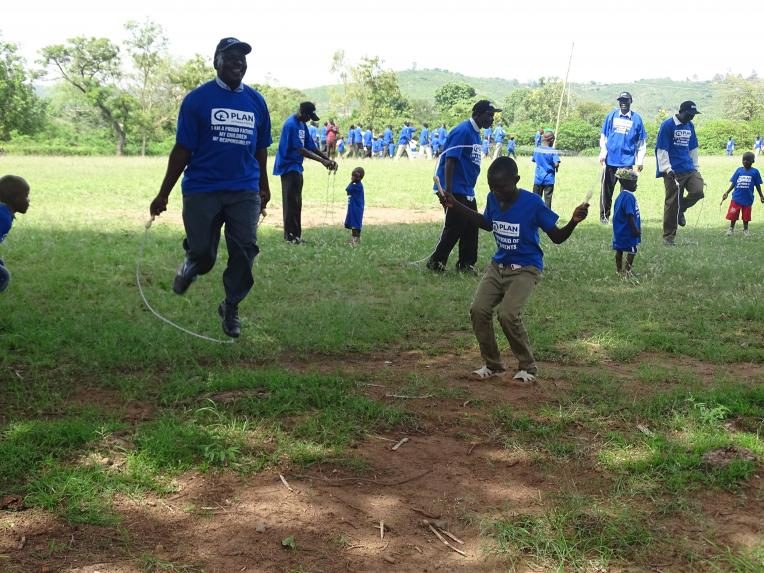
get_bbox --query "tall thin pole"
[553,42,575,149]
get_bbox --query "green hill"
[302,69,722,119]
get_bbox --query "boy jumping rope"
[0,175,31,292]
[440,157,588,382]
[721,151,764,236]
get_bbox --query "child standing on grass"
[612,168,641,278]
[0,175,31,293]
[531,131,560,208]
[344,167,365,245]
[722,151,764,237]
[440,157,588,382]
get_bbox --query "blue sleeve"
[623,194,637,217]
[0,210,12,242]
[553,154,560,164]
[305,127,318,151]
[256,95,272,149]
[755,170,763,186]
[655,121,670,151]
[531,151,538,164]
[601,111,612,136]
[537,202,560,233]
[730,169,739,184]
[175,96,200,151]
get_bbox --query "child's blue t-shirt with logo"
[176,80,272,194]
[0,204,13,243]
[532,149,560,185]
[434,119,482,198]
[612,190,641,250]
[730,166,763,206]
[483,190,559,270]
[273,114,318,176]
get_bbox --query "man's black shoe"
[172,261,196,295]
[218,301,241,338]
[677,210,687,227]
[426,259,446,273]
[456,264,479,276]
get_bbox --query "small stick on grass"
[379,520,385,539]
[391,437,410,451]
[385,394,433,399]
[279,473,294,492]
[438,528,464,545]
[428,524,466,556]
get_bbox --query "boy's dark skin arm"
[545,204,588,243]
[628,214,641,237]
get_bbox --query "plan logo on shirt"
[613,117,633,134]
[471,144,482,166]
[211,108,256,128]
[673,129,692,148]
[493,221,520,237]
[738,175,752,189]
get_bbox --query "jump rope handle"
[433,175,445,199]
[145,216,155,230]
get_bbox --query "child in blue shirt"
[611,168,641,277]
[531,131,560,208]
[440,157,589,382]
[722,151,764,236]
[337,137,346,158]
[345,167,365,245]
[0,175,31,292]
[506,136,516,158]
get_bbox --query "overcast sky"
[4,0,760,89]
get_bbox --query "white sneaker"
[743,229,751,237]
[471,366,504,380]
[726,228,734,237]
[513,370,537,383]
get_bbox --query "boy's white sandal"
[513,370,537,383]
[471,366,504,380]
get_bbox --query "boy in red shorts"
[722,151,764,237]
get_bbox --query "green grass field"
[1,154,762,571]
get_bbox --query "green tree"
[40,37,135,155]
[168,54,214,95]
[0,37,45,140]
[347,56,410,128]
[125,19,173,155]
[433,82,476,112]
[502,80,565,128]
[720,75,764,121]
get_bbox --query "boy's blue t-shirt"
[372,139,382,153]
[532,148,560,185]
[434,119,482,198]
[176,80,272,194]
[319,125,327,142]
[363,129,373,146]
[730,166,763,206]
[483,189,559,271]
[612,190,641,250]
[534,132,542,146]
[309,125,318,142]
[438,126,447,142]
[346,181,364,197]
[494,127,505,143]
[383,128,393,144]
[338,140,345,153]
[273,114,318,176]
[483,127,492,141]
[0,204,13,243]
[507,140,516,152]
[420,127,430,145]
[601,110,647,167]
[482,139,490,154]
[654,117,698,176]
[354,127,363,144]
[398,126,412,145]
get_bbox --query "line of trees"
[2,24,764,156]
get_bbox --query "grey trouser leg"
[470,263,541,373]
[533,184,555,209]
[182,191,261,305]
[662,170,704,240]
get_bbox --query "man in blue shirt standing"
[427,100,501,274]
[598,92,647,224]
[726,137,735,156]
[655,101,705,246]
[395,122,417,159]
[274,102,338,244]
[149,37,271,338]
[382,125,394,158]
[420,123,432,159]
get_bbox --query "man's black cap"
[472,100,502,115]
[617,91,632,101]
[214,37,252,59]
[679,101,701,114]
[300,101,320,122]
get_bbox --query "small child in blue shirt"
[345,167,365,245]
[440,157,589,382]
[0,175,31,292]
[611,168,641,277]
[722,151,764,236]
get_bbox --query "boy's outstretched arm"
[546,203,589,244]
[441,191,492,231]
[757,184,764,203]
[721,182,734,201]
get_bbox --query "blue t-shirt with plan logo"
[655,117,698,176]
[176,80,272,194]
[601,110,646,167]
[482,189,559,270]
[434,119,482,198]
[730,166,763,206]
[273,114,318,175]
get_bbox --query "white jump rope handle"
[433,176,445,199]
[145,216,155,230]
